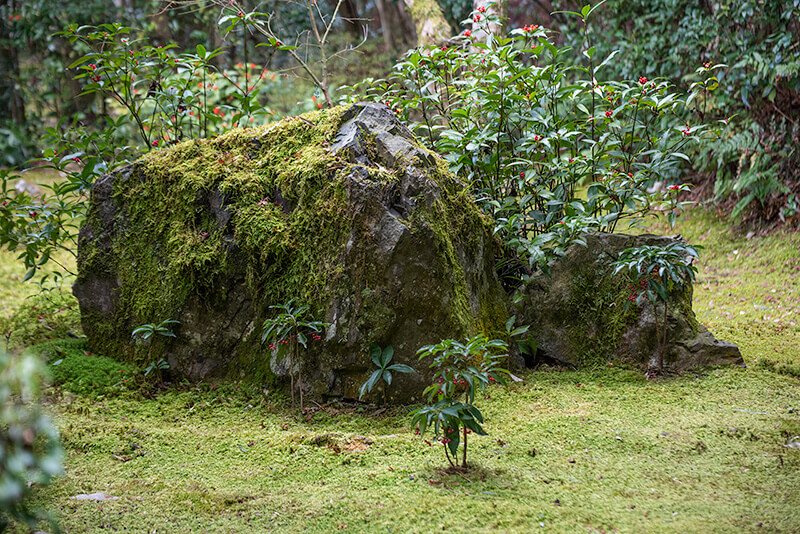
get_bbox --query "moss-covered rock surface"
[72,103,509,402]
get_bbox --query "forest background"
[1,0,798,232]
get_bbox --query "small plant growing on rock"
[262,298,326,411]
[411,335,509,469]
[131,319,180,384]
[359,343,415,407]
[612,242,699,373]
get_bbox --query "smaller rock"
[14,179,43,198]
[72,492,118,501]
[514,232,743,370]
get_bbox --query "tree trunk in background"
[403,0,451,46]
[0,0,26,128]
[334,0,365,38]
[375,0,396,51]
[0,39,26,127]
[381,0,417,51]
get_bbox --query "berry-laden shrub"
[349,4,716,283]
[549,0,800,227]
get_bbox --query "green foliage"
[411,335,509,468]
[358,343,415,406]
[0,0,137,167]
[131,319,181,341]
[550,0,800,226]
[262,298,326,411]
[353,5,711,282]
[698,121,792,221]
[132,319,180,384]
[612,242,699,371]
[0,3,365,285]
[61,22,275,147]
[0,351,62,532]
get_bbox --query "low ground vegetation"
[1,205,798,533]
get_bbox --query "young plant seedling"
[131,319,180,384]
[359,343,415,407]
[262,298,326,411]
[612,242,699,373]
[411,335,509,469]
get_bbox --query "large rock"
[73,103,509,402]
[513,232,743,370]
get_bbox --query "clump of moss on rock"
[73,103,510,403]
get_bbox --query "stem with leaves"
[262,298,326,411]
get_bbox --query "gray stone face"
[512,232,743,370]
[73,103,509,403]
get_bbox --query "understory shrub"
[550,0,800,227]
[350,3,716,282]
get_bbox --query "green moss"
[0,287,82,349]
[76,108,352,366]
[31,365,800,533]
[406,163,509,339]
[33,338,138,396]
[565,267,639,367]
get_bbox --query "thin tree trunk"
[402,0,451,46]
[659,300,668,372]
[462,428,468,467]
[374,0,395,52]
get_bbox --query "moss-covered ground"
[1,202,799,533]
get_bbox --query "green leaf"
[360,369,382,399]
[370,343,382,368]
[380,345,394,367]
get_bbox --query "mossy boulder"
[72,103,509,402]
[513,232,743,370]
